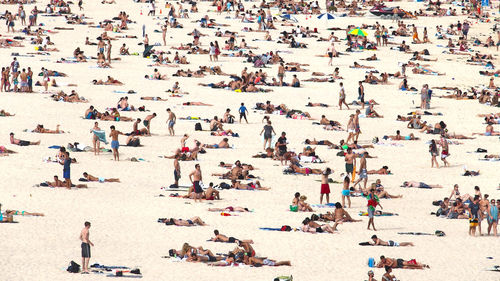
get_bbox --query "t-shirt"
[277,136,287,152]
[63,159,71,173]
[469,202,479,219]
[239,106,247,114]
[366,194,379,210]
[263,125,273,138]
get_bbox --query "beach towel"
[359,211,398,216]
[93,130,108,144]
[48,145,61,149]
[311,203,336,208]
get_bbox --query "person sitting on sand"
[230,179,270,190]
[159,217,206,226]
[370,235,413,247]
[327,202,361,222]
[82,172,120,183]
[365,104,383,118]
[33,124,64,134]
[402,181,443,189]
[210,230,253,244]
[297,195,313,212]
[203,138,230,149]
[377,256,429,269]
[9,133,40,146]
[208,206,250,212]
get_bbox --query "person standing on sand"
[338,82,349,110]
[162,22,168,46]
[79,221,94,274]
[420,84,428,109]
[439,135,449,167]
[320,168,332,204]
[260,120,275,151]
[189,164,203,202]
[91,122,101,155]
[109,125,123,161]
[173,154,180,188]
[354,109,361,142]
[278,63,285,86]
[358,81,365,109]
[353,152,368,190]
[60,151,72,189]
[366,188,382,231]
[342,176,351,208]
[344,147,356,179]
[429,139,439,168]
[106,40,112,64]
[238,102,248,124]
[166,108,176,136]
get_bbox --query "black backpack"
[67,261,80,273]
[194,123,202,131]
[219,182,231,189]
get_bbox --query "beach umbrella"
[317,13,335,20]
[280,14,298,22]
[348,28,367,37]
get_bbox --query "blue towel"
[259,227,282,231]
[48,145,61,149]
[93,130,108,144]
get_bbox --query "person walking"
[338,82,350,110]
[79,221,94,274]
[429,139,439,168]
[60,151,71,189]
[189,164,203,203]
[366,188,382,231]
[260,121,275,150]
[238,102,248,124]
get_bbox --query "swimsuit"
[342,189,350,196]
[193,181,203,194]
[359,168,368,179]
[388,240,399,247]
[111,140,119,149]
[143,120,149,127]
[81,242,91,258]
[320,183,330,194]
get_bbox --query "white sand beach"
[0,0,499,280]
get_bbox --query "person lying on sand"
[82,172,120,183]
[402,181,443,189]
[289,164,322,175]
[230,179,270,190]
[0,146,16,156]
[367,166,391,175]
[377,256,429,269]
[33,124,64,134]
[0,110,14,117]
[202,138,230,149]
[208,206,250,212]
[159,217,206,226]
[39,175,88,188]
[304,139,334,146]
[385,130,419,141]
[2,208,44,217]
[9,133,40,146]
[182,102,213,106]
[92,76,123,85]
[301,217,338,233]
[472,124,500,136]
[350,62,374,69]
[210,229,254,244]
[141,96,168,101]
[247,257,291,267]
[370,235,413,247]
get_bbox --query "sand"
[0,0,499,280]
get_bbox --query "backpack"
[194,122,202,131]
[128,138,140,147]
[219,182,231,189]
[67,261,80,273]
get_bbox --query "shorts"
[396,258,404,268]
[348,129,355,133]
[367,208,375,218]
[469,218,478,227]
[98,177,105,183]
[320,184,330,194]
[168,120,175,128]
[111,140,119,149]
[239,113,246,119]
[193,181,203,194]
[342,189,350,196]
[419,182,431,189]
[174,170,180,181]
[359,169,368,179]
[263,259,275,266]
[81,242,91,258]
[328,52,333,58]
[316,227,324,233]
[278,150,286,156]
[345,163,353,174]
[19,140,30,146]
[441,150,448,158]
[388,240,399,247]
[143,120,149,127]
[181,147,189,153]
[228,237,236,243]
[63,170,70,179]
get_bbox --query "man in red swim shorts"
[320,168,333,204]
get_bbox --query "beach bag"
[194,122,202,131]
[289,205,298,212]
[280,225,292,232]
[219,182,231,189]
[128,138,140,147]
[67,261,80,273]
[274,276,292,281]
[228,116,234,124]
